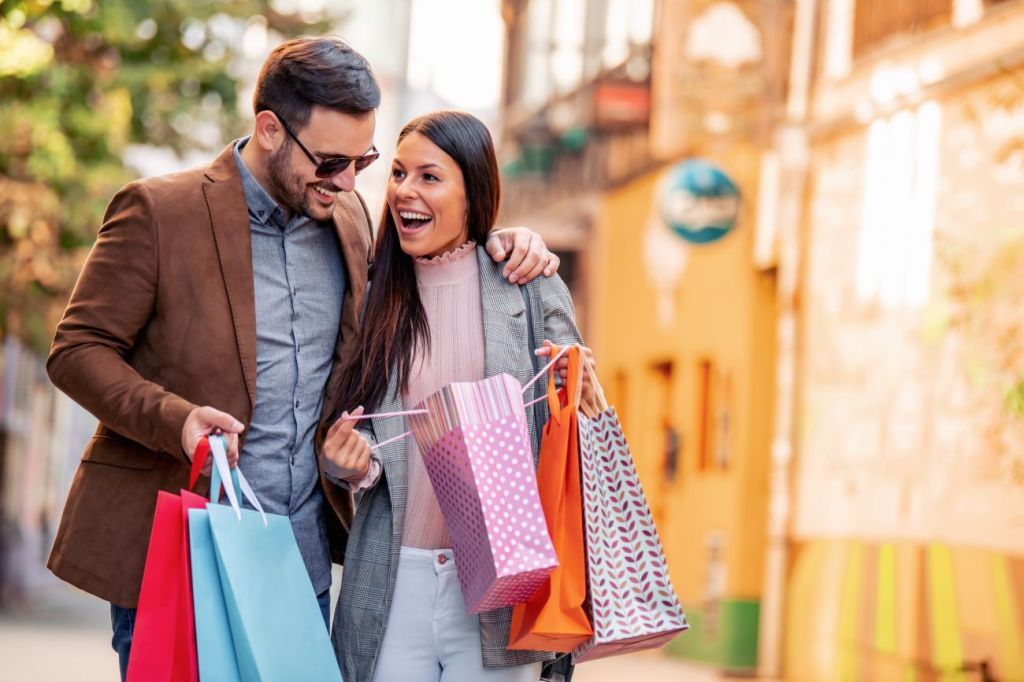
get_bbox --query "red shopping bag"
[125,440,212,682]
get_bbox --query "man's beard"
[265,142,333,221]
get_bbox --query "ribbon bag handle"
[579,356,610,419]
[189,437,211,491]
[207,435,268,527]
[545,344,584,419]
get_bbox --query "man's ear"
[253,110,284,152]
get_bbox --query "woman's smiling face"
[387,131,469,259]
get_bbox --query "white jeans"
[372,547,542,682]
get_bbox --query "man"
[45,36,558,680]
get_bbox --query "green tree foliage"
[0,0,329,349]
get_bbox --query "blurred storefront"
[498,0,790,674]
[0,338,95,607]
[499,0,1024,679]
[778,0,1024,679]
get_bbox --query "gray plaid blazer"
[331,246,583,682]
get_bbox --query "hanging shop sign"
[660,159,740,245]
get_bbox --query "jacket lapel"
[371,370,410,524]
[320,192,373,421]
[203,145,257,408]
[477,247,534,389]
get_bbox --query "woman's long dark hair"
[339,110,501,412]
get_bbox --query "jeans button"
[437,554,448,565]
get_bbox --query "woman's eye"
[424,173,439,182]
[391,168,405,180]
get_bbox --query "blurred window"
[521,0,554,109]
[552,249,578,298]
[603,0,654,69]
[856,102,942,308]
[852,0,953,59]
[552,0,586,93]
[697,359,713,472]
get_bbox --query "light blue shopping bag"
[189,438,246,682]
[189,505,241,682]
[190,436,341,682]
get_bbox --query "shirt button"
[437,554,448,565]
[294,399,300,408]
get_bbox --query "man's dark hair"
[253,36,381,130]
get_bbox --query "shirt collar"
[233,136,288,230]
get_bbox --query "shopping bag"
[508,345,593,651]
[197,435,342,682]
[189,445,241,682]
[571,367,688,663]
[189,503,241,682]
[126,439,214,682]
[407,373,559,613]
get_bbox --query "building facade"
[499,0,791,672]
[778,0,1024,679]
[500,0,1024,679]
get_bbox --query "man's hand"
[182,406,244,474]
[486,227,560,284]
[321,406,373,483]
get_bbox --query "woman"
[321,110,595,682]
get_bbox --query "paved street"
[0,584,718,682]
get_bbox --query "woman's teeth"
[399,211,433,229]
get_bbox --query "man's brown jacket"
[46,144,371,607]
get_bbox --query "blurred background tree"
[0,0,330,350]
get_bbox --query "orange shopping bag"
[507,344,593,651]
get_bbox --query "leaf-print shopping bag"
[571,367,688,663]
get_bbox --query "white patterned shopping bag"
[572,406,688,663]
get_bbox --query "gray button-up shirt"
[233,138,346,595]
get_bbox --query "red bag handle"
[188,437,211,491]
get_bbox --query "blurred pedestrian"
[45,37,558,682]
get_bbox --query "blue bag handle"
[207,434,268,526]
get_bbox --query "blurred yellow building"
[499,0,1024,680]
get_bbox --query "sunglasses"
[273,111,379,178]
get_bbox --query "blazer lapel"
[371,369,411,523]
[320,192,373,421]
[203,145,257,408]
[477,247,534,389]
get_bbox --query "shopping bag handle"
[546,344,583,418]
[208,435,268,527]
[189,438,211,491]
[521,345,570,395]
[579,357,609,418]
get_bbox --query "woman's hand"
[535,341,605,417]
[321,406,373,483]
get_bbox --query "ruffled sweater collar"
[413,240,478,287]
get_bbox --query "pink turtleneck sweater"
[402,241,485,549]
